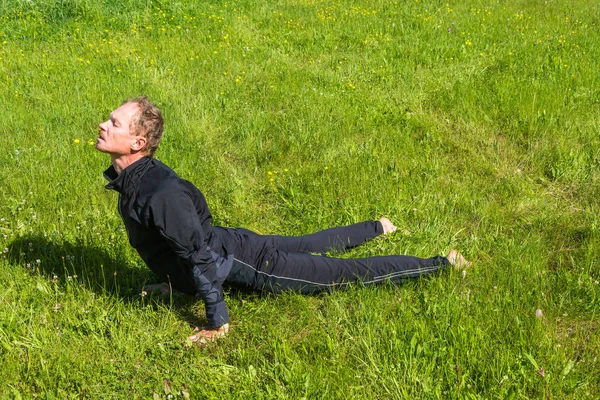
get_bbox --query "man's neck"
[111,153,146,174]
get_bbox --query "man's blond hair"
[124,96,164,157]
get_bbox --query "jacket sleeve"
[148,189,229,328]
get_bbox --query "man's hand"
[143,282,171,296]
[188,323,229,345]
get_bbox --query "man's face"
[96,102,140,155]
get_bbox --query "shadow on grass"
[7,234,150,294]
[5,234,220,328]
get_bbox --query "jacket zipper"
[118,195,132,241]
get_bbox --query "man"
[97,97,469,344]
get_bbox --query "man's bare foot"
[188,323,229,345]
[143,282,171,296]
[447,249,471,269]
[379,217,397,234]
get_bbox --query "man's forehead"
[112,102,139,119]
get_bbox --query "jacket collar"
[104,156,153,194]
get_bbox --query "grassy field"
[1,0,599,397]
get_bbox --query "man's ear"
[131,136,148,152]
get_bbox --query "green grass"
[1,0,599,397]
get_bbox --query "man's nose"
[99,121,108,130]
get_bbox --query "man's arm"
[149,189,229,330]
[143,281,227,343]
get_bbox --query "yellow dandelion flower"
[73,139,81,144]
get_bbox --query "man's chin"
[95,142,108,153]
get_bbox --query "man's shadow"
[6,234,215,329]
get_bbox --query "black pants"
[226,221,449,293]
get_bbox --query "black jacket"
[104,157,235,328]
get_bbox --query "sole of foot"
[447,249,471,269]
[379,217,397,234]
